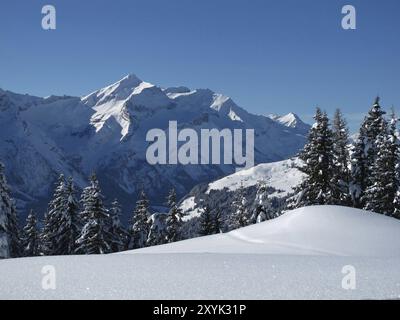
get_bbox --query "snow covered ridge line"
[146,121,255,170]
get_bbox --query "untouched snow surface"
[1,206,400,300]
[131,206,400,256]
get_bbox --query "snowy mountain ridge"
[0,74,310,218]
[179,158,305,220]
[268,112,310,131]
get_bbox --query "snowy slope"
[207,158,304,197]
[1,206,400,299]
[0,74,309,217]
[179,158,305,220]
[132,206,400,257]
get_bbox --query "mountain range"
[0,74,310,220]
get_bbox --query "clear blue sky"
[0,0,399,131]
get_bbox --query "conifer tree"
[393,190,400,219]
[147,213,166,247]
[252,181,274,223]
[41,175,67,256]
[22,210,39,257]
[109,199,128,252]
[0,163,11,259]
[165,189,182,243]
[0,208,7,259]
[198,205,214,236]
[287,108,335,208]
[351,97,387,207]
[0,162,21,258]
[6,206,21,258]
[57,177,81,255]
[364,111,399,215]
[76,174,113,255]
[213,209,223,234]
[332,109,351,205]
[129,191,151,249]
[350,131,367,208]
[229,184,250,230]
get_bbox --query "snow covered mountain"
[0,75,310,218]
[268,112,310,132]
[1,206,400,299]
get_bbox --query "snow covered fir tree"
[289,97,400,218]
[1,97,400,260]
[76,174,114,255]
[287,108,336,208]
[22,211,39,257]
[229,184,251,230]
[0,162,21,259]
[129,191,151,249]
[165,189,183,243]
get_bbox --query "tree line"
[0,172,185,259]
[0,165,277,259]
[288,97,400,217]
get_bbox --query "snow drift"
[1,206,400,300]
[131,206,400,257]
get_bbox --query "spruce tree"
[39,211,50,256]
[57,177,81,255]
[332,109,351,205]
[252,181,274,223]
[0,162,21,258]
[41,175,67,256]
[198,205,214,236]
[6,205,21,258]
[129,191,151,249]
[0,163,10,259]
[287,108,335,208]
[351,97,387,207]
[109,199,128,252]
[229,184,250,230]
[350,129,367,208]
[365,112,399,215]
[393,190,400,219]
[76,174,113,255]
[165,189,182,243]
[22,210,39,257]
[213,209,223,234]
[147,213,166,247]
[0,207,7,259]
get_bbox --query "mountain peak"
[109,73,143,93]
[268,113,310,132]
[82,73,147,107]
[118,73,142,85]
